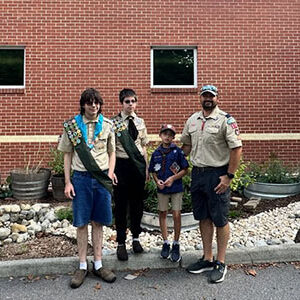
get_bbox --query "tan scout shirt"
[114,111,148,158]
[58,115,115,171]
[181,106,242,167]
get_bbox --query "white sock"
[94,260,102,270]
[79,261,87,270]
[173,240,179,245]
[133,238,140,242]
[164,240,170,245]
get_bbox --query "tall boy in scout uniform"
[181,85,242,283]
[58,88,117,288]
[112,88,148,261]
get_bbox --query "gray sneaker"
[186,256,214,274]
[210,261,227,283]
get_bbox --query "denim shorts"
[72,171,112,227]
[190,166,230,227]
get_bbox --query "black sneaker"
[210,261,227,283]
[160,243,170,259]
[170,244,181,262]
[117,244,128,261]
[186,256,214,274]
[132,240,144,253]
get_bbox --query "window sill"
[150,88,198,93]
[0,88,25,94]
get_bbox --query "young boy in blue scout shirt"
[149,125,189,262]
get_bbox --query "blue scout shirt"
[148,143,189,194]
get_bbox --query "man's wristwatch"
[226,172,235,179]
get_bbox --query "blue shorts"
[72,171,112,227]
[190,166,230,227]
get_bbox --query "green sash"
[63,118,113,194]
[112,115,146,181]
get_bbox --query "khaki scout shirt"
[180,106,242,167]
[114,111,148,158]
[58,115,115,171]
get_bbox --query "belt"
[194,165,227,172]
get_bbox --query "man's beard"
[202,100,217,111]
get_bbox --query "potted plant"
[49,147,68,201]
[10,145,51,200]
[244,154,300,199]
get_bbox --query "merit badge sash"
[112,114,146,181]
[63,115,113,194]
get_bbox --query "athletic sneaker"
[210,260,227,283]
[169,244,181,262]
[160,243,170,259]
[186,256,214,274]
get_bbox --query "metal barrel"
[11,168,51,200]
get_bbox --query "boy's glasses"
[124,99,137,104]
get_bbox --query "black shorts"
[190,166,230,227]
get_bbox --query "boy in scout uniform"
[111,88,149,261]
[181,85,242,283]
[58,88,117,288]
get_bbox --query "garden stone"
[266,239,282,245]
[0,214,10,222]
[26,210,35,220]
[245,241,254,248]
[41,219,51,230]
[231,196,242,202]
[232,242,244,248]
[31,203,49,212]
[3,238,13,245]
[61,219,70,228]
[17,233,29,243]
[1,205,12,213]
[11,223,27,233]
[20,204,31,210]
[27,221,42,233]
[0,228,11,240]
[230,202,238,209]
[10,213,20,223]
[10,233,19,242]
[196,243,203,250]
[10,205,21,213]
[28,230,35,236]
[254,240,268,247]
[45,210,57,222]
[52,220,62,229]
[21,219,29,226]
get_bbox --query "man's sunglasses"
[124,99,137,104]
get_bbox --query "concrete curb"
[0,244,299,278]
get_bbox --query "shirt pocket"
[204,127,221,144]
[188,127,200,145]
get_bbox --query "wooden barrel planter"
[244,182,300,200]
[51,175,68,201]
[10,168,51,200]
[141,211,198,232]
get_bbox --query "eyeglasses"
[124,99,137,104]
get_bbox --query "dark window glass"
[0,49,24,86]
[153,49,194,86]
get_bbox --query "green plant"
[248,153,300,184]
[49,147,64,176]
[230,160,255,195]
[0,176,12,199]
[55,207,73,222]
[228,210,242,219]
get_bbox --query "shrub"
[49,147,64,176]
[248,153,300,184]
[55,207,73,223]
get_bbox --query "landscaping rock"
[11,223,27,233]
[0,228,11,240]
[231,196,242,203]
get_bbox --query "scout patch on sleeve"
[226,116,236,125]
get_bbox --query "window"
[0,47,25,88]
[151,46,197,88]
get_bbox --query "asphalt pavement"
[0,263,299,300]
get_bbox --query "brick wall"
[0,0,299,181]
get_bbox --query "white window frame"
[151,46,197,88]
[0,46,26,89]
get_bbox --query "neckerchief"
[158,145,173,174]
[74,114,103,149]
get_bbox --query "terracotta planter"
[11,168,51,200]
[244,181,300,200]
[141,211,198,232]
